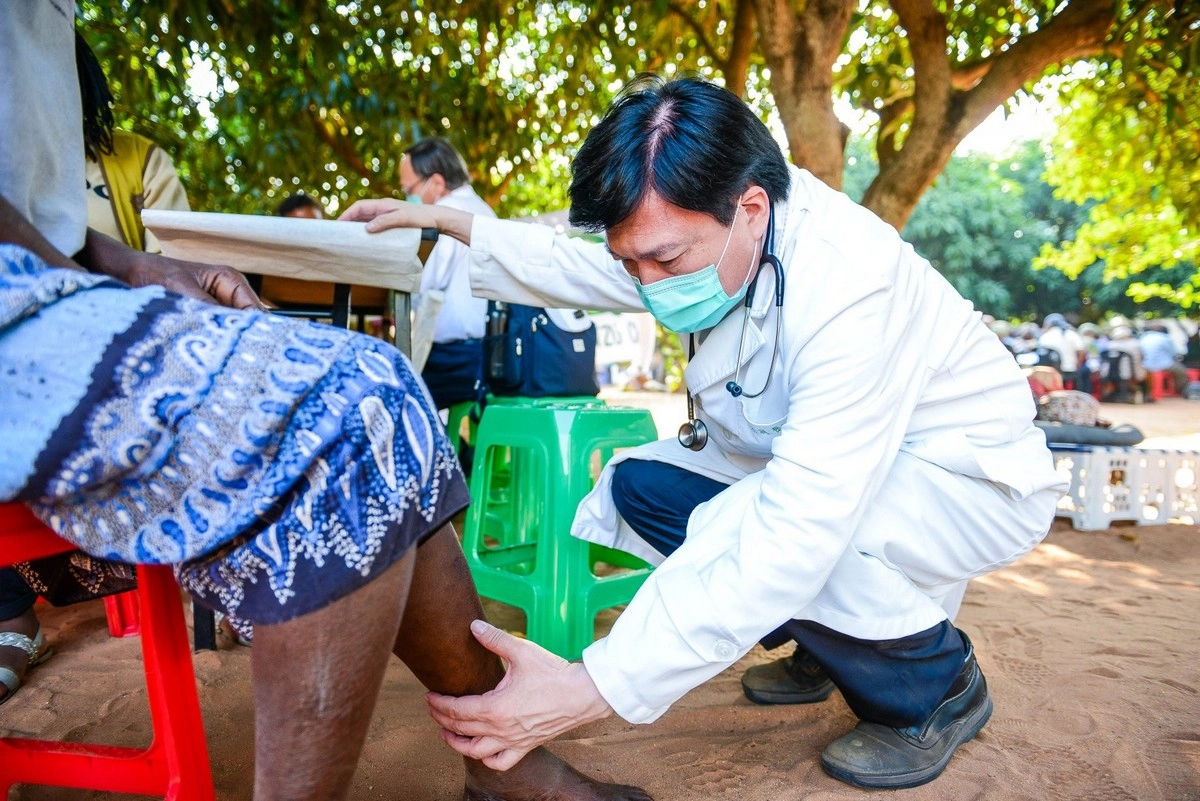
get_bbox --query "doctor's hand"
[425,620,613,770]
[340,198,476,246]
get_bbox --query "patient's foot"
[464,746,652,801]
[0,607,43,704]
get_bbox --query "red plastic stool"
[1149,370,1177,400]
[103,591,142,637]
[0,503,214,800]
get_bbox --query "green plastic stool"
[462,399,658,659]
[473,395,605,546]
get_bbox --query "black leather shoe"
[741,648,835,705]
[820,637,992,789]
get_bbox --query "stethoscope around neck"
[678,205,785,451]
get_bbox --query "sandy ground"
[2,395,1198,800]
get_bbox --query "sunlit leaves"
[79,0,741,217]
[1036,1,1200,306]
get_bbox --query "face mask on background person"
[633,206,757,334]
[404,174,428,205]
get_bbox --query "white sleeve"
[468,216,644,312]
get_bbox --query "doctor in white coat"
[343,76,1066,791]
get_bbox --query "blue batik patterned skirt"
[1,245,469,629]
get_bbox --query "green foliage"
[76,1,1198,321]
[850,137,1190,321]
[902,145,1051,317]
[79,1,740,217]
[1036,3,1200,307]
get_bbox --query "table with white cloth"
[142,210,436,360]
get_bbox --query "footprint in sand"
[682,758,752,794]
[989,651,1053,688]
[1145,735,1200,800]
[1026,744,1139,801]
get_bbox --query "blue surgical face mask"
[405,174,428,205]
[632,208,753,334]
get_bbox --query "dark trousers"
[0,568,37,620]
[611,458,966,727]
[421,339,484,411]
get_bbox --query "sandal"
[0,626,53,705]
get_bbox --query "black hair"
[402,137,471,191]
[274,192,324,217]
[76,30,115,162]
[568,75,790,232]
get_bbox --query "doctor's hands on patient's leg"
[397,525,651,801]
[425,618,612,769]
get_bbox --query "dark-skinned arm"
[78,228,263,310]
[0,193,263,310]
[0,193,83,269]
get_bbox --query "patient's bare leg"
[252,551,416,801]
[393,525,651,801]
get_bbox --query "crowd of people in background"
[985,312,1200,404]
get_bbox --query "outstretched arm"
[78,228,262,310]
[0,194,262,310]
[339,198,475,246]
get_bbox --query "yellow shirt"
[85,132,190,252]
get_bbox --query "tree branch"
[959,0,1117,134]
[891,0,955,121]
[666,1,724,67]
[875,96,914,168]
[864,0,1120,227]
[304,104,386,192]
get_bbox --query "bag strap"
[96,130,153,251]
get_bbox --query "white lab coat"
[420,185,497,342]
[467,165,1067,724]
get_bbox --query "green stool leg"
[460,401,658,659]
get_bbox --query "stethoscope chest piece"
[678,418,708,451]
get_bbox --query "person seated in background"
[0,9,647,801]
[401,137,498,414]
[1100,323,1145,403]
[988,318,1016,353]
[1076,322,1103,396]
[1037,313,1085,389]
[275,191,326,220]
[80,37,191,253]
[1139,320,1188,396]
[1010,321,1041,365]
[1183,319,1200,371]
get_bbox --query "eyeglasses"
[403,175,429,196]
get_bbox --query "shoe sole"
[821,694,993,789]
[742,680,835,706]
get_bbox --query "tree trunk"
[753,0,855,191]
[755,0,1118,229]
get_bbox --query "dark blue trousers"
[421,339,483,410]
[611,458,967,727]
